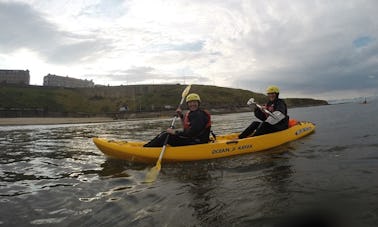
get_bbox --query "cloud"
[46,39,112,64]
[0,1,58,50]
[225,0,378,98]
[1,0,378,99]
[0,1,113,64]
[89,65,211,85]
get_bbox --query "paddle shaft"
[155,91,188,167]
[251,103,279,136]
[255,103,277,119]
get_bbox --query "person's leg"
[254,119,290,137]
[167,135,197,146]
[238,121,261,139]
[143,132,169,147]
[253,122,277,136]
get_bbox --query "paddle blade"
[182,84,191,98]
[144,163,161,183]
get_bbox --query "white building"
[0,69,30,85]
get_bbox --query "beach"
[0,117,116,126]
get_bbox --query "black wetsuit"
[238,98,289,138]
[144,109,211,147]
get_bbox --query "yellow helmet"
[186,93,201,103]
[266,85,280,94]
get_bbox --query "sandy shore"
[0,117,116,126]
[0,108,253,126]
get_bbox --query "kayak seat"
[209,130,217,143]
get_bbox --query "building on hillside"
[0,69,30,85]
[43,74,94,88]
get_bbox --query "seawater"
[1,101,378,226]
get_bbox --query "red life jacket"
[183,109,211,129]
[262,103,275,118]
[267,103,275,112]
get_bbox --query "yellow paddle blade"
[182,84,191,98]
[144,162,161,183]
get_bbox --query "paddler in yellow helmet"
[238,85,289,138]
[144,93,212,147]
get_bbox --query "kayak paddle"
[247,98,277,119]
[247,98,278,136]
[144,84,192,183]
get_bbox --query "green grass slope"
[0,84,327,116]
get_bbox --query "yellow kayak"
[93,121,315,163]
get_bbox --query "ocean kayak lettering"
[295,127,312,135]
[212,147,230,154]
[212,144,253,154]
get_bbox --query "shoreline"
[0,108,252,126]
[0,117,117,126]
[0,104,325,126]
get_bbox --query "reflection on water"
[1,101,378,226]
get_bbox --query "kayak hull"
[93,121,315,163]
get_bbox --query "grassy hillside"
[0,84,327,117]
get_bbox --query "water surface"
[1,101,378,226]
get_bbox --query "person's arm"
[167,108,185,135]
[273,100,287,115]
[254,107,267,121]
[176,108,184,127]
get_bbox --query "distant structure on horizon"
[43,74,94,88]
[0,69,30,85]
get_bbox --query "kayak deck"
[93,121,315,163]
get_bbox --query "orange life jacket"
[183,109,211,130]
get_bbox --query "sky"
[1,0,377,100]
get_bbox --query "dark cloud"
[0,1,113,64]
[47,40,112,64]
[0,1,58,50]
[236,48,378,96]
[232,1,378,98]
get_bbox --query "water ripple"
[1,106,378,226]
